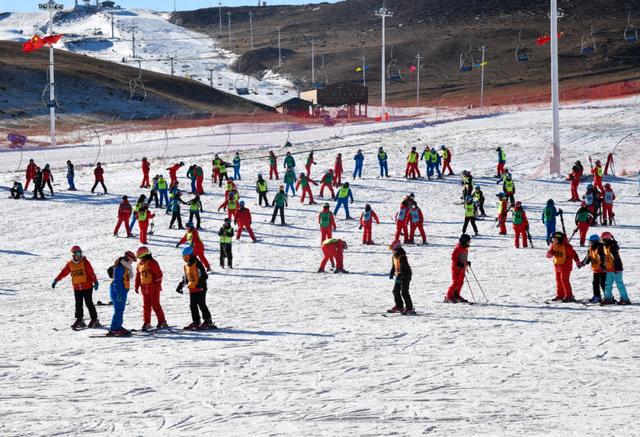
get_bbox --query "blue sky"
[2,0,341,13]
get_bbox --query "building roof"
[275,97,313,108]
[300,82,368,106]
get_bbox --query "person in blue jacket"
[334,182,354,219]
[233,152,241,180]
[107,251,136,336]
[353,150,365,179]
[377,147,389,178]
[541,199,562,245]
[66,160,77,191]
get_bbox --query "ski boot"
[157,321,169,330]
[317,268,325,273]
[141,323,153,331]
[589,296,602,304]
[183,322,200,330]
[443,297,458,303]
[551,296,563,301]
[617,298,632,306]
[401,308,417,316]
[88,319,101,328]
[71,319,86,329]
[114,328,131,337]
[333,268,349,273]
[601,297,617,306]
[456,296,469,303]
[387,306,403,313]
[198,320,217,330]
[562,296,576,303]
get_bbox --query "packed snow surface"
[0,98,639,435]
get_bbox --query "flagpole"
[48,7,56,148]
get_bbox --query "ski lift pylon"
[129,60,147,102]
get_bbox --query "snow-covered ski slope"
[1,98,640,436]
[0,7,295,107]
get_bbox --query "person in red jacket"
[318,238,347,273]
[91,162,107,194]
[359,204,380,244]
[114,195,133,237]
[140,157,151,188]
[296,173,318,205]
[319,169,336,199]
[41,164,54,196]
[592,160,605,193]
[318,203,337,243]
[25,159,37,190]
[52,245,100,329]
[134,246,168,330]
[333,153,343,187]
[194,165,205,195]
[305,151,316,177]
[235,201,257,242]
[268,151,279,180]
[167,161,185,185]
[394,199,411,243]
[496,192,508,235]
[177,222,212,270]
[136,204,155,244]
[546,231,581,302]
[408,203,427,245]
[601,183,616,226]
[445,234,471,303]
[218,191,239,221]
[567,162,581,202]
[511,201,529,248]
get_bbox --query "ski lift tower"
[39,0,64,148]
[375,5,392,117]
[549,0,561,175]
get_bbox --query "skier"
[445,234,471,303]
[168,191,186,230]
[333,153,343,186]
[25,158,36,190]
[319,203,337,243]
[186,194,203,229]
[600,231,631,305]
[66,160,76,191]
[270,185,287,225]
[333,182,354,219]
[496,192,508,235]
[511,201,529,248]
[567,161,582,201]
[114,195,133,238]
[284,151,296,175]
[232,152,241,180]
[136,204,155,244]
[394,198,411,243]
[495,146,506,177]
[601,183,616,226]
[502,173,515,206]
[387,240,415,314]
[218,218,234,268]
[319,169,335,199]
[167,161,185,186]
[353,149,364,179]
[195,164,205,195]
[472,185,486,217]
[462,196,479,236]
[41,164,54,196]
[591,159,605,192]
[441,145,454,175]
[157,175,169,208]
[405,146,420,179]
[10,181,24,199]
[268,151,279,180]
[187,165,197,194]
[420,146,433,179]
[176,246,215,330]
[256,174,270,207]
[147,176,159,208]
[134,246,168,330]
[141,157,151,188]
[107,251,137,336]
[582,184,597,224]
[407,203,427,245]
[305,151,316,177]
[296,172,317,205]
[574,202,593,247]
[177,222,212,270]
[428,147,442,179]
[579,234,606,304]
[91,162,107,194]
[461,170,474,198]
[377,147,389,177]
[217,190,239,221]
[129,194,146,231]
[32,167,45,200]
[284,167,296,197]
[359,204,380,245]
[541,199,561,245]
[235,201,257,242]
[546,231,581,302]
[318,238,348,273]
[52,245,100,329]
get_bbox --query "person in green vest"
[574,201,594,247]
[377,147,389,177]
[186,164,197,194]
[295,172,317,205]
[269,151,279,180]
[256,174,270,207]
[270,185,288,225]
[496,146,507,177]
[130,194,147,231]
[318,203,337,243]
[233,152,241,180]
[461,195,479,236]
[157,175,169,208]
[186,194,203,229]
[218,218,234,268]
[420,146,432,178]
[284,167,296,196]
[284,152,296,174]
[441,145,454,175]
[212,155,221,184]
[511,201,530,248]
[319,169,335,199]
[461,170,474,198]
[333,182,354,219]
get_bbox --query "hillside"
[172,0,640,103]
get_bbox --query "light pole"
[218,3,222,35]
[361,55,367,86]
[39,0,63,148]
[277,26,282,67]
[415,54,422,107]
[249,11,254,49]
[311,39,315,85]
[227,11,231,46]
[375,6,392,117]
[550,0,561,175]
[479,45,486,114]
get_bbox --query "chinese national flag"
[22,34,63,53]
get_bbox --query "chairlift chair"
[581,34,596,55]
[234,74,250,95]
[625,12,638,43]
[313,54,328,89]
[459,51,474,72]
[386,47,402,82]
[129,60,147,102]
[515,46,530,62]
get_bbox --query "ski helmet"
[224,218,231,223]
[553,232,565,243]
[475,185,480,190]
[587,184,593,190]
[600,231,614,241]
[604,183,611,189]
[497,192,505,198]
[365,204,371,211]
[122,195,128,201]
[136,246,151,258]
[342,241,348,250]
[182,247,194,257]
[257,173,263,178]
[465,195,472,202]
[186,221,194,228]
[440,145,446,150]
[515,201,522,208]
[408,192,415,198]
[70,245,82,254]
[239,200,245,207]
[459,234,471,246]
[547,199,554,205]
[179,161,185,166]
[124,251,136,261]
[588,234,601,242]
[496,147,501,151]
[323,203,330,208]
[389,240,402,251]
[596,160,601,165]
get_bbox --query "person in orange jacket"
[177,222,212,270]
[141,157,151,188]
[114,195,133,237]
[601,183,616,226]
[318,203,337,243]
[296,173,318,205]
[591,159,605,193]
[52,245,100,329]
[25,159,37,190]
[136,204,155,244]
[333,153,343,187]
[445,234,471,303]
[394,199,411,243]
[235,201,257,242]
[318,238,348,273]
[359,204,380,244]
[387,241,415,314]
[167,161,184,185]
[511,201,529,248]
[408,203,427,245]
[546,231,581,302]
[134,246,167,330]
[91,162,107,194]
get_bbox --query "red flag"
[22,34,63,53]
[536,32,564,46]
[42,34,63,45]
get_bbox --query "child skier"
[353,149,365,179]
[495,147,506,177]
[296,173,317,205]
[394,199,411,243]
[141,157,151,188]
[52,246,100,329]
[177,222,212,271]
[130,194,146,231]
[542,199,561,245]
[472,185,486,217]
[462,196,479,236]
[269,151,278,180]
[333,153,343,186]
[42,164,54,196]
[186,194,203,230]
[567,161,581,201]
[235,201,257,242]
[270,185,288,225]
[137,204,155,244]
[333,182,354,219]
[319,203,337,243]
[574,202,593,247]
[408,203,427,245]
[359,204,380,245]
[601,183,616,226]
[496,192,508,235]
[10,181,24,199]
[377,147,389,177]
[256,174,270,207]
[284,167,296,196]
[168,191,186,230]
[388,241,415,314]
[600,232,631,305]
[445,234,472,303]
[284,151,296,175]
[546,232,581,302]
[218,218,234,268]
[579,234,606,304]
[107,251,136,336]
[25,159,36,190]
[167,161,184,186]
[319,169,335,199]
[134,246,168,330]
[66,160,76,191]
[305,151,316,177]
[176,247,215,330]
[592,159,605,192]
[114,195,133,238]
[233,152,241,180]
[511,201,529,248]
[318,238,348,273]
[91,162,107,194]
[502,173,515,206]
[406,147,420,179]
[441,145,454,175]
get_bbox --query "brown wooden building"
[299,82,368,118]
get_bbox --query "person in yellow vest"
[545,232,581,302]
[176,246,215,330]
[256,174,270,207]
[405,147,421,179]
[106,251,137,336]
[441,145,454,175]
[578,234,606,304]
[52,245,100,330]
[461,195,479,236]
[218,218,234,268]
[502,173,516,205]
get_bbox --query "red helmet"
[389,240,401,251]
[136,246,151,258]
[600,231,614,240]
[595,160,601,165]
[604,183,611,189]
[71,245,82,253]
[581,201,587,207]
[124,251,136,261]
[515,201,522,208]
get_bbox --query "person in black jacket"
[388,241,415,315]
[66,160,77,190]
[177,247,214,330]
[600,232,631,305]
[32,167,45,200]
[10,181,24,199]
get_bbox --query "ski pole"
[468,265,488,302]
[464,274,477,303]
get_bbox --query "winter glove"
[135,288,140,294]
[457,263,465,269]
[467,261,471,267]
[175,283,184,294]
[51,280,57,289]
[175,243,180,248]
[93,281,99,291]
[358,225,363,230]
